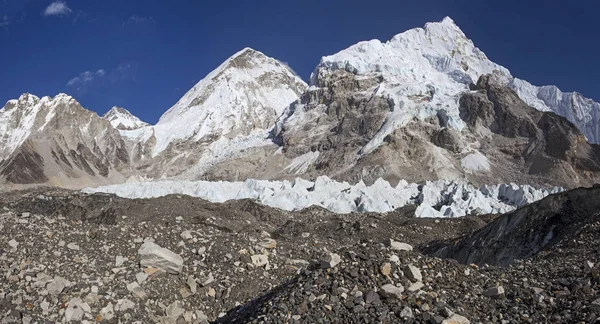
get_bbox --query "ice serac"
[151,47,307,157]
[83,176,563,218]
[0,94,130,188]
[103,107,149,131]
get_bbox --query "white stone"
[115,299,135,312]
[187,276,197,293]
[8,239,18,250]
[403,264,422,282]
[320,253,341,268]
[40,300,50,315]
[165,301,185,320]
[138,242,184,274]
[100,302,115,320]
[380,284,404,299]
[67,243,80,251]
[442,314,470,324]
[47,276,71,295]
[136,272,148,284]
[115,255,128,267]
[251,255,269,267]
[408,281,424,292]
[180,230,193,240]
[126,282,147,299]
[65,298,87,322]
[386,239,413,252]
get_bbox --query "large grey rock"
[380,284,404,299]
[442,314,470,324]
[403,264,422,282]
[138,242,183,274]
[320,253,341,268]
[386,239,413,252]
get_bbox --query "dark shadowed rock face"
[0,141,48,184]
[435,185,600,267]
[458,74,600,186]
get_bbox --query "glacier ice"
[83,177,562,218]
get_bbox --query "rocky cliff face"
[435,184,600,266]
[0,94,130,188]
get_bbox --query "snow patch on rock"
[461,152,490,173]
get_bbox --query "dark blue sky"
[1,0,598,124]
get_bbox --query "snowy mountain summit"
[150,47,307,156]
[103,107,149,130]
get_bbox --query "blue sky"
[1,0,598,124]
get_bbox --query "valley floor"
[0,189,598,323]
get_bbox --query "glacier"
[83,177,563,218]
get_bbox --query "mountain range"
[1,17,599,189]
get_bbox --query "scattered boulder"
[442,314,470,324]
[320,253,341,269]
[380,284,404,299]
[138,242,184,274]
[386,239,413,251]
[251,254,269,267]
[403,264,422,282]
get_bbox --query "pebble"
[8,239,18,250]
[67,243,80,251]
[380,263,391,276]
[251,254,269,267]
[321,253,341,268]
[115,255,128,267]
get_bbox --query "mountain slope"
[122,48,308,179]
[102,107,149,130]
[245,18,600,188]
[150,48,307,157]
[0,94,130,188]
[435,184,600,266]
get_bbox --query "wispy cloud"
[124,15,154,26]
[43,1,72,17]
[67,69,107,90]
[0,15,9,30]
[67,65,137,94]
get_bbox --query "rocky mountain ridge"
[1,17,599,190]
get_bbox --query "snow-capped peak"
[309,16,599,154]
[150,47,308,156]
[103,106,149,130]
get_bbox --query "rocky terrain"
[1,186,599,323]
